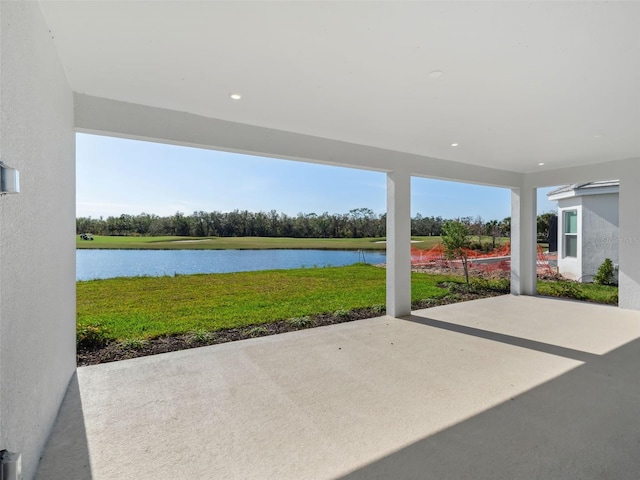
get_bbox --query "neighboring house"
[548,180,619,282]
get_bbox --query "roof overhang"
[548,185,620,202]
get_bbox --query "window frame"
[562,209,578,258]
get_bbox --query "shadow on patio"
[339,318,640,479]
[36,296,640,479]
[36,373,93,479]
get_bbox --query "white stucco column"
[386,171,412,317]
[511,187,537,295]
[618,164,640,310]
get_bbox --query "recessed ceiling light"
[229,93,242,100]
[538,162,545,166]
[450,143,459,147]
[428,70,443,79]
[593,134,604,139]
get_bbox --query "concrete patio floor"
[36,296,640,480]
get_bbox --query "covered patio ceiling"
[39,1,640,176]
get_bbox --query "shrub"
[594,258,616,286]
[187,329,213,344]
[412,298,439,309]
[77,322,110,349]
[470,242,493,253]
[119,338,148,350]
[246,326,268,337]
[544,281,587,300]
[471,278,510,293]
[333,309,350,318]
[436,278,511,296]
[288,316,313,329]
[370,304,385,314]
[485,278,511,293]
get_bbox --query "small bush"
[594,258,616,286]
[413,298,436,308]
[288,316,313,329]
[450,282,479,294]
[333,309,350,318]
[119,338,148,350]
[470,242,493,253]
[187,329,213,344]
[543,281,587,300]
[435,278,511,297]
[246,326,268,337]
[370,304,385,314]
[77,323,110,349]
[437,281,459,290]
[473,278,510,293]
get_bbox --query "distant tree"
[485,219,501,249]
[77,209,502,242]
[120,214,134,236]
[171,212,191,236]
[133,213,157,236]
[191,211,208,237]
[537,212,557,243]
[459,216,473,227]
[431,216,444,236]
[500,217,511,238]
[253,211,269,237]
[441,220,472,283]
[76,216,95,235]
[347,208,376,238]
[470,215,484,245]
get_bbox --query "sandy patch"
[173,239,215,243]
[374,240,424,244]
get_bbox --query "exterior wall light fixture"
[0,161,20,195]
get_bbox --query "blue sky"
[76,133,558,220]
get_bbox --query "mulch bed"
[77,289,505,366]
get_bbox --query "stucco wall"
[557,193,620,282]
[0,3,76,479]
[581,193,619,281]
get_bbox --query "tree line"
[76,208,536,241]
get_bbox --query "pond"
[76,249,387,281]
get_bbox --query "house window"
[563,210,578,257]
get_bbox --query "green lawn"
[78,264,619,347]
[77,235,390,250]
[77,264,461,341]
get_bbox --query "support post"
[511,187,537,295]
[618,165,640,310]
[386,171,412,317]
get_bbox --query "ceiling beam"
[74,94,522,188]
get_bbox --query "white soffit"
[39,1,640,174]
